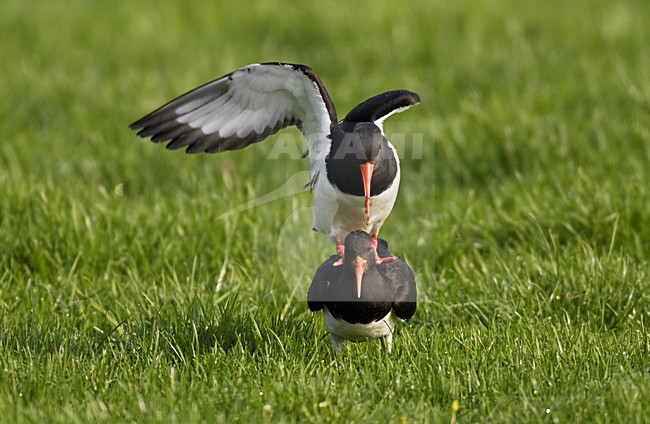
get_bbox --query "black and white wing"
[342,90,420,132]
[130,63,337,160]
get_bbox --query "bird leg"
[332,241,345,267]
[371,234,397,265]
[384,333,393,353]
[330,333,345,354]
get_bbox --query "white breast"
[311,143,401,244]
[322,308,397,342]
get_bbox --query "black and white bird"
[307,230,417,353]
[129,62,420,263]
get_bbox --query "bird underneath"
[129,62,420,263]
[307,230,417,353]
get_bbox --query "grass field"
[1,0,649,422]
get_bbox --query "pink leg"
[332,241,345,267]
[371,234,397,265]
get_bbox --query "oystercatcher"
[129,63,420,262]
[307,230,417,353]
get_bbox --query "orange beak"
[359,163,375,224]
[353,256,368,298]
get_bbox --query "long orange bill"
[353,256,368,298]
[359,163,375,224]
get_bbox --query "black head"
[341,231,393,269]
[341,231,378,298]
[331,122,386,165]
[326,123,397,200]
[343,230,375,258]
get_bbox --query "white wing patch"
[130,63,336,161]
[373,104,415,133]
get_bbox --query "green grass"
[1,0,649,422]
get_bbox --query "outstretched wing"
[342,90,420,132]
[130,63,337,159]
